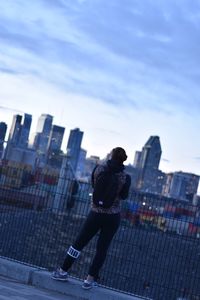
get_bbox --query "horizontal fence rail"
[0,165,200,300]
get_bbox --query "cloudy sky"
[0,0,200,183]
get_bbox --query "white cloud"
[0,0,200,185]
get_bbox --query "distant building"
[0,122,7,158]
[162,173,173,196]
[66,128,83,173]
[7,114,22,147]
[133,151,142,168]
[164,172,199,202]
[5,147,36,168]
[33,114,53,152]
[135,136,163,193]
[193,194,200,206]
[5,114,33,161]
[33,114,53,165]
[47,125,65,154]
[76,148,87,178]
[47,125,65,168]
[35,114,53,135]
[138,136,162,170]
[18,114,32,148]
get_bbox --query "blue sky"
[0,0,200,183]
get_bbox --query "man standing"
[52,147,131,289]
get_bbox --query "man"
[52,147,131,289]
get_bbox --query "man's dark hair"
[111,147,127,163]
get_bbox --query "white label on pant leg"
[67,246,80,258]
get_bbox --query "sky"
[0,0,200,187]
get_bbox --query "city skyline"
[0,0,200,182]
[2,111,200,173]
[1,111,199,200]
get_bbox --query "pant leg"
[62,211,100,271]
[88,213,120,280]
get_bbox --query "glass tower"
[66,128,83,173]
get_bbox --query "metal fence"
[0,164,200,300]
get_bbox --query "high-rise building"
[133,151,142,168]
[136,136,162,193]
[7,114,22,146]
[66,128,83,173]
[139,136,162,170]
[164,172,199,202]
[36,114,53,134]
[47,125,65,168]
[4,114,36,167]
[6,113,32,149]
[4,114,22,159]
[47,125,65,154]
[0,122,7,158]
[18,114,32,148]
[33,114,53,157]
[76,148,87,178]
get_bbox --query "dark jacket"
[91,159,131,214]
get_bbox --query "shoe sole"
[82,284,98,290]
[51,276,68,282]
[82,285,93,290]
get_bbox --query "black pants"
[62,211,120,280]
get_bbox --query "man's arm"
[91,165,98,188]
[119,174,131,200]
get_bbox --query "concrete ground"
[0,275,74,300]
[0,257,146,300]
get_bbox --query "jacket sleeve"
[91,165,97,188]
[119,174,131,200]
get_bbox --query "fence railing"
[0,164,200,300]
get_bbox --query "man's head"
[111,147,127,163]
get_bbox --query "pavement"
[0,275,74,300]
[0,257,147,300]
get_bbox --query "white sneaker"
[82,279,98,289]
[51,268,69,281]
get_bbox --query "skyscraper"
[18,114,32,148]
[47,125,65,154]
[0,122,7,158]
[36,114,53,135]
[4,114,22,159]
[4,114,35,166]
[7,114,22,146]
[133,151,142,168]
[66,128,83,173]
[136,136,162,192]
[33,114,53,154]
[47,125,65,168]
[6,114,32,149]
[139,136,162,170]
[76,148,87,178]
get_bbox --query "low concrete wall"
[0,257,38,283]
[0,257,148,300]
[32,270,143,300]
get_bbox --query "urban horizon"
[0,111,199,196]
[1,1,200,182]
